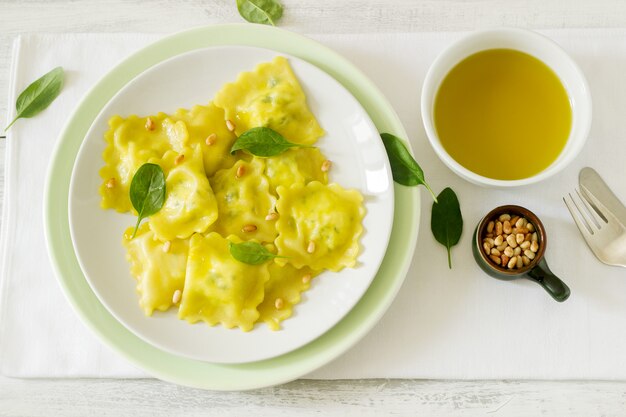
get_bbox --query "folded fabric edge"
[0,35,23,376]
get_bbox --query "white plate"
[68,46,394,364]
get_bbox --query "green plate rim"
[43,23,420,391]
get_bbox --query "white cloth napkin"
[2,30,626,380]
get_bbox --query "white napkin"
[2,30,626,380]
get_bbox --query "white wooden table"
[2,1,626,415]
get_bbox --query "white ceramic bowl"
[421,28,592,187]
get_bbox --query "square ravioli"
[262,147,328,195]
[99,114,184,213]
[123,223,189,316]
[275,181,365,271]
[149,144,218,241]
[213,56,324,145]
[209,159,277,243]
[258,263,318,331]
[178,233,269,331]
[171,103,238,177]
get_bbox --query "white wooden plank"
[1,376,626,417]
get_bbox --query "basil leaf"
[236,0,283,26]
[129,163,166,238]
[5,67,64,131]
[229,241,283,265]
[231,126,309,157]
[381,133,437,202]
[431,187,463,269]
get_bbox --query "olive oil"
[434,49,572,180]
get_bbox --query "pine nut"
[524,249,536,260]
[504,246,514,257]
[206,133,217,145]
[527,223,535,232]
[503,221,512,234]
[499,214,511,221]
[506,256,516,269]
[483,243,492,254]
[531,232,538,242]
[242,224,257,233]
[321,160,332,172]
[487,221,495,233]
[105,178,116,189]
[265,212,279,221]
[524,233,532,242]
[514,247,521,256]
[490,255,501,265]
[520,241,531,250]
[274,298,284,309]
[522,255,531,266]
[494,235,504,246]
[517,227,529,234]
[307,241,316,254]
[302,274,312,284]
[175,154,185,165]
[496,222,503,235]
[484,237,495,246]
[530,241,539,253]
[172,289,181,304]
[145,117,155,131]
[515,218,524,228]
[236,165,245,178]
[497,243,508,251]
[486,233,494,238]
[501,255,509,266]
[162,241,171,253]
[516,256,523,268]
[510,216,520,227]
[226,119,236,132]
[506,234,518,248]
[491,248,501,256]
[516,233,525,244]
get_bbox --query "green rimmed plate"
[44,24,420,390]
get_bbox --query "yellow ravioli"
[214,56,324,145]
[275,181,365,271]
[209,159,277,243]
[258,263,319,331]
[262,147,328,194]
[149,144,218,241]
[123,223,189,316]
[172,104,238,176]
[99,114,185,213]
[178,233,269,331]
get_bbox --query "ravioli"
[172,104,238,176]
[262,147,328,194]
[123,223,189,316]
[214,56,324,145]
[209,159,277,242]
[149,144,218,241]
[103,57,367,332]
[99,114,184,213]
[178,233,269,331]
[275,182,365,271]
[258,263,319,331]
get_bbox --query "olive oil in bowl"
[434,49,572,180]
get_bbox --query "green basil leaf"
[236,0,283,26]
[381,133,437,202]
[5,67,64,131]
[231,126,309,157]
[431,187,463,269]
[229,241,283,265]
[129,163,166,238]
